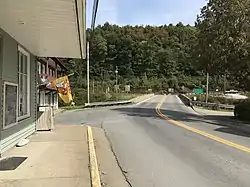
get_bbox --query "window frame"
[41,63,46,74]
[18,45,31,120]
[3,82,19,129]
[37,61,41,74]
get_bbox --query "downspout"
[74,0,84,59]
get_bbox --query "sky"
[86,0,207,27]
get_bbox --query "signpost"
[192,88,204,95]
[125,85,130,93]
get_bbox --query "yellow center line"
[155,95,250,153]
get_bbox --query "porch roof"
[0,0,86,59]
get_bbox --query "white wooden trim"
[0,122,36,154]
[17,45,31,121]
[2,82,19,130]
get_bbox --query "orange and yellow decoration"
[51,75,73,104]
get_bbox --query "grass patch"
[107,93,142,101]
[60,93,142,110]
[61,105,86,110]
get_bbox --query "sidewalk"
[0,125,90,187]
[0,124,128,187]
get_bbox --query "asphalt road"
[55,95,250,187]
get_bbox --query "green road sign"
[192,88,204,95]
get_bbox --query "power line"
[91,0,99,31]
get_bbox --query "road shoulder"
[91,126,129,187]
[192,106,250,134]
[193,106,234,116]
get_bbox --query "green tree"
[196,0,250,89]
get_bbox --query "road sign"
[168,88,174,93]
[125,85,130,92]
[192,88,204,95]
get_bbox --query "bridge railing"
[178,94,235,110]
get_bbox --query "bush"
[234,100,250,121]
[212,103,220,110]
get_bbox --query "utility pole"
[86,42,90,105]
[205,72,209,103]
[223,74,227,93]
[206,45,211,103]
[115,66,118,93]
[115,66,118,85]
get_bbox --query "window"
[0,34,2,56]
[18,46,30,120]
[45,93,50,105]
[3,82,18,129]
[49,68,53,76]
[37,61,41,74]
[39,91,45,106]
[41,63,46,74]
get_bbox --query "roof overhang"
[0,0,86,59]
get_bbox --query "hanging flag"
[53,75,73,104]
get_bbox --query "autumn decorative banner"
[52,75,73,104]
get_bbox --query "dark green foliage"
[195,0,250,90]
[66,9,250,105]
[190,94,243,105]
[68,23,206,105]
[234,101,250,121]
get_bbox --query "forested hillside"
[66,23,226,104]
[64,0,250,105]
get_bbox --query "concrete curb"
[57,94,156,111]
[53,109,65,116]
[87,126,101,187]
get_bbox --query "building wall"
[37,59,60,110]
[0,28,37,153]
[0,33,3,143]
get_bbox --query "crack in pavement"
[101,122,132,187]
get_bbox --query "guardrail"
[192,101,235,110]
[85,94,155,108]
[178,94,235,110]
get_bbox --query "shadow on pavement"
[111,106,250,138]
[214,127,250,138]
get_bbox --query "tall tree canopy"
[66,15,250,105]
[84,22,203,89]
[195,0,250,89]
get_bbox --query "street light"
[115,66,118,85]
[86,42,90,105]
[85,0,99,106]
[205,44,212,103]
[198,53,209,103]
